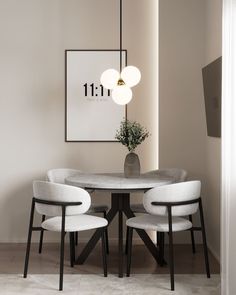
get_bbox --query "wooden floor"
[0,243,220,275]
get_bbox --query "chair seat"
[42,214,108,232]
[126,214,192,232]
[88,204,109,213]
[130,203,146,213]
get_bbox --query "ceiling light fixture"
[100,0,141,105]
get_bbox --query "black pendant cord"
[120,0,122,73]
[120,1,128,129]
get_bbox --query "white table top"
[65,173,173,191]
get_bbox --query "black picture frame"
[65,49,127,142]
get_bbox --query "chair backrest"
[47,168,81,184]
[143,180,201,217]
[145,168,187,183]
[33,181,91,217]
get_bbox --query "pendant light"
[100,0,141,105]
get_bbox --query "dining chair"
[126,180,210,291]
[38,168,109,255]
[130,168,188,213]
[23,181,108,291]
[127,168,195,255]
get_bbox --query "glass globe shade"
[121,66,141,87]
[112,85,132,105]
[100,69,119,90]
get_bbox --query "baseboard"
[0,238,146,244]
[0,237,220,258]
[207,243,220,263]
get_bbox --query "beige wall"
[204,0,222,261]
[0,0,158,242]
[159,0,206,243]
[159,0,221,260]
[0,0,221,256]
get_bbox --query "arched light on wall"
[100,0,141,105]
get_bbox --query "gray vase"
[124,152,141,178]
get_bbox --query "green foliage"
[115,119,150,152]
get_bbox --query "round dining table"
[66,173,173,277]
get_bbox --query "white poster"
[65,50,127,142]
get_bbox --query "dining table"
[65,172,173,277]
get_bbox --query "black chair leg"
[125,226,130,255]
[23,199,35,278]
[75,232,78,246]
[59,207,66,291]
[189,215,196,254]
[168,231,174,291]
[158,232,162,263]
[199,199,210,278]
[38,215,45,254]
[126,227,133,277]
[156,232,160,248]
[168,207,174,291]
[103,211,109,254]
[159,232,165,266]
[101,228,108,277]
[69,233,75,268]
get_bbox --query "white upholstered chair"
[47,169,109,215]
[126,181,210,291]
[23,181,108,291]
[38,168,109,254]
[126,168,189,254]
[130,168,187,213]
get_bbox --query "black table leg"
[118,195,124,277]
[123,195,161,265]
[76,191,161,274]
[76,207,117,265]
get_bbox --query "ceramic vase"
[124,151,140,178]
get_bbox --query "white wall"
[0,0,158,242]
[159,0,221,260]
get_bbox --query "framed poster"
[65,49,127,142]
